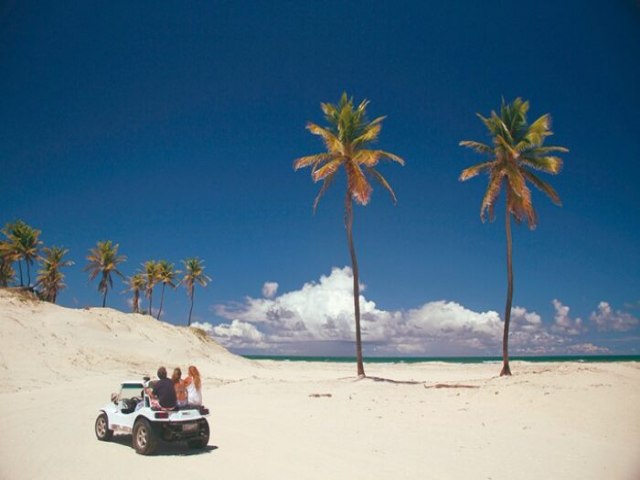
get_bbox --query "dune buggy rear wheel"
[132,418,158,455]
[188,418,210,449]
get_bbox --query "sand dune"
[1,289,638,479]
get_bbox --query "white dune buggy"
[95,379,210,455]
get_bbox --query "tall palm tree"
[84,240,127,307]
[1,220,42,287]
[181,257,211,326]
[459,98,567,376]
[142,260,160,316]
[156,260,179,320]
[294,93,404,377]
[126,273,146,313]
[36,246,74,303]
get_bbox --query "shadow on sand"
[108,434,218,456]
[363,376,425,385]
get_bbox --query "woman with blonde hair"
[184,365,202,406]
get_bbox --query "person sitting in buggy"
[145,366,177,410]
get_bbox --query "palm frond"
[519,154,563,174]
[528,145,569,154]
[459,140,493,155]
[355,149,405,167]
[353,150,381,167]
[480,171,503,222]
[506,176,535,228]
[492,112,515,145]
[293,153,333,171]
[345,161,373,205]
[312,158,343,182]
[366,167,398,204]
[353,121,383,146]
[313,171,338,213]
[307,122,343,154]
[525,114,552,145]
[523,170,562,205]
[376,150,405,165]
[495,134,519,158]
[459,161,494,181]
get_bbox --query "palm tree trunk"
[345,193,366,378]
[188,288,195,326]
[133,292,139,313]
[501,207,513,377]
[157,284,166,320]
[102,289,107,308]
[18,260,24,287]
[148,290,153,316]
[26,261,31,287]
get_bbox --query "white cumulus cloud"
[208,267,588,356]
[551,299,584,335]
[200,268,638,356]
[590,301,639,332]
[262,282,279,299]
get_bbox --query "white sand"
[1,289,638,480]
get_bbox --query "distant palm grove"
[2,95,567,376]
[0,220,211,326]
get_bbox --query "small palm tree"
[1,220,42,287]
[142,260,160,316]
[181,257,211,326]
[294,93,404,377]
[126,273,146,313]
[84,240,127,307]
[459,98,567,376]
[0,240,16,287]
[156,260,179,320]
[36,246,74,303]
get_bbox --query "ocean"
[242,354,640,364]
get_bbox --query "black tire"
[188,419,210,449]
[132,418,158,455]
[95,413,113,441]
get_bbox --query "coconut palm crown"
[1,220,42,287]
[126,273,146,314]
[294,92,405,211]
[142,260,161,316]
[459,97,568,376]
[181,257,211,326]
[84,240,127,307]
[156,260,179,320]
[294,93,404,377]
[36,246,74,303]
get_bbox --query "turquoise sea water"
[243,355,640,364]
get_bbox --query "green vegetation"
[126,273,146,313]
[36,246,74,303]
[156,260,179,320]
[0,220,212,332]
[459,98,567,376]
[141,260,160,316]
[1,220,42,287]
[294,93,404,378]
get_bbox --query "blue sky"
[2,0,639,356]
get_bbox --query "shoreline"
[242,353,640,364]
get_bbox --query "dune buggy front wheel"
[95,413,113,441]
